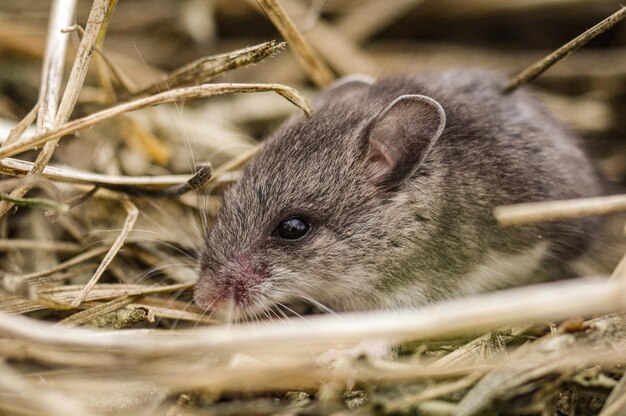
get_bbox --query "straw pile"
[0,1,625,415]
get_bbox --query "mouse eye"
[274,217,310,241]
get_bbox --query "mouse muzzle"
[194,256,270,320]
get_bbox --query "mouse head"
[195,76,446,321]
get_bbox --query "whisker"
[274,287,340,318]
[265,303,286,325]
[133,262,192,284]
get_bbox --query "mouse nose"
[194,258,269,310]
[228,275,254,303]
[194,275,258,311]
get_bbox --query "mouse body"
[194,70,601,321]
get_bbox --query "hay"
[0,0,625,415]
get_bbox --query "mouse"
[194,70,602,322]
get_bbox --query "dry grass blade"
[71,199,138,307]
[134,40,286,96]
[600,394,626,416]
[63,187,98,209]
[36,0,76,133]
[203,145,263,189]
[61,23,137,95]
[0,0,107,218]
[3,338,625,397]
[611,253,626,280]
[382,372,485,413]
[430,326,530,368]
[600,371,626,416]
[127,301,218,324]
[45,282,192,305]
[0,239,80,252]
[3,339,626,400]
[1,102,39,148]
[0,191,68,213]
[56,295,136,327]
[1,282,193,315]
[503,6,626,92]
[456,313,626,416]
[0,277,623,356]
[22,267,98,295]
[148,361,445,393]
[0,362,96,416]
[10,246,108,288]
[0,83,311,159]
[280,0,381,76]
[255,0,334,87]
[0,157,232,188]
[101,164,213,197]
[494,194,626,225]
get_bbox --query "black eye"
[275,217,310,240]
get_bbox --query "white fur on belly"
[455,241,550,295]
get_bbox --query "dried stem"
[600,369,626,415]
[36,0,77,134]
[430,326,530,368]
[0,157,234,189]
[101,164,213,198]
[16,246,109,287]
[0,83,311,159]
[202,145,263,189]
[0,192,68,213]
[71,199,138,307]
[1,102,40,148]
[0,239,80,252]
[383,372,485,412]
[282,0,381,75]
[0,277,624,356]
[503,6,626,93]
[133,40,286,96]
[255,0,334,87]
[599,393,626,416]
[494,194,626,226]
[61,23,137,94]
[0,0,108,218]
[57,295,136,327]
[610,252,626,281]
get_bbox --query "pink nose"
[194,276,256,310]
[195,258,268,310]
[230,276,253,303]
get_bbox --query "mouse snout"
[194,257,269,312]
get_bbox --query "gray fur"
[195,70,601,321]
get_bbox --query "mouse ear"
[313,74,375,109]
[363,94,446,189]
